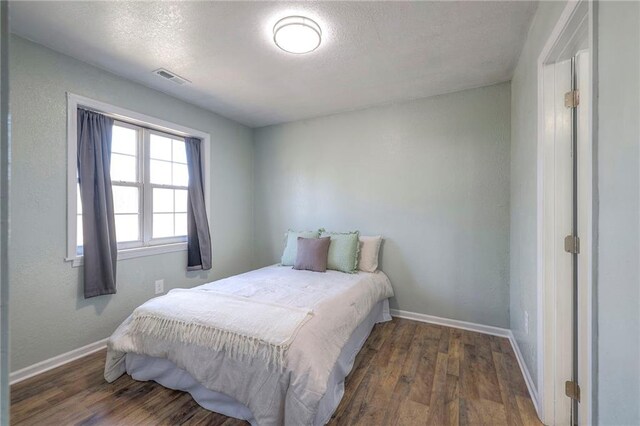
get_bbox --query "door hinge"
[565,90,580,108]
[564,235,580,254]
[565,380,581,401]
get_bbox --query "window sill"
[66,242,187,268]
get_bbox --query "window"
[110,123,142,247]
[148,132,189,240]
[76,123,189,255]
[67,94,209,266]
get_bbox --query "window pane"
[112,125,137,155]
[174,189,188,213]
[173,163,189,187]
[112,186,139,214]
[111,153,137,182]
[150,159,172,185]
[153,213,174,238]
[77,214,83,248]
[173,139,187,164]
[77,183,82,215]
[175,213,187,236]
[153,188,174,213]
[150,134,172,161]
[115,214,139,242]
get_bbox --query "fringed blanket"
[128,288,313,370]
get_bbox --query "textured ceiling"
[10,1,537,128]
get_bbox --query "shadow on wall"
[376,237,418,312]
[75,269,111,315]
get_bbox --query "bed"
[104,264,394,425]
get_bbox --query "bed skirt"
[125,298,391,425]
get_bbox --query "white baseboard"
[390,309,539,418]
[9,338,108,385]
[507,331,540,415]
[390,308,511,338]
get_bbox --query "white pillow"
[358,236,382,272]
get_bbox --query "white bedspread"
[105,265,394,426]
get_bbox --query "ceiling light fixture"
[273,16,322,54]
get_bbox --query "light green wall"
[509,0,567,392]
[596,2,640,424]
[9,36,255,371]
[253,83,512,328]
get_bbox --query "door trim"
[536,1,594,424]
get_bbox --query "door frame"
[0,1,9,424]
[536,1,594,424]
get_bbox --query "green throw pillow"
[281,229,321,266]
[323,231,360,273]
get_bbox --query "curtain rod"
[77,106,194,140]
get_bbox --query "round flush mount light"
[273,16,322,54]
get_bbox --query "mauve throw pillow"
[293,237,331,272]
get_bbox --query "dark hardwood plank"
[473,331,503,404]
[425,351,449,425]
[493,351,525,426]
[11,318,542,425]
[444,373,460,426]
[407,324,441,406]
[394,399,429,425]
[460,343,480,400]
[383,324,429,424]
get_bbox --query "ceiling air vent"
[153,68,190,85]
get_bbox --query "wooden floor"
[11,318,542,425]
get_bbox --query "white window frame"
[66,93,211,267]
[143,128,190,247]
[109,119,144,250]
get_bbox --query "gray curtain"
[185,137,212,270]
[77,109,117,298]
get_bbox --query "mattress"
[126,298,391,425]
[105,265,394,425]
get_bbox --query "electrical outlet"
[155,279,164,295]
[524,311,529,335]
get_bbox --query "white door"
[552,57,574,426]
[546,51,589,426]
